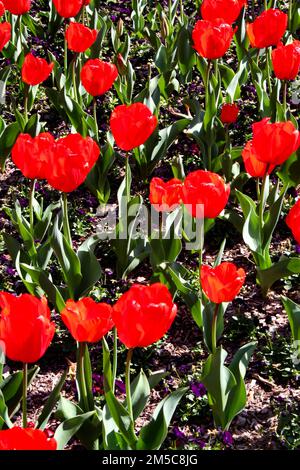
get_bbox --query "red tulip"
[47,133,100,192]
[0,2,5,16]
[0,22,10,50]
[110,103,158,151]
[220,103,239,124]
[66,22,97,53]
[81,59,118,96]
[112,283,177,348]
[12,132,55,180]
[200,262,246,303]
[52,0,83,18]
[286,199,300,245]
[201,0,247,24]
[246,9,287,48]
[0,428,57,450]
[22,53,54,86]
[61,298,114,343]
[182,170,230,219]
[251,118,300,166]
[0,293,55,363]
[271,41,300,81]
[242,140,275,178]
[192,19,236,59]
[149,177,183,212]
[2,0,30,15]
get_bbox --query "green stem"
[125,154,131,202]
[266,47,272,95]
[211,304,220,354]
[264,0,268,9]
[256,178,261,201]
[77,342,89,412]
[205,61,212,170]
[259,172,269,228]
[283,80,287,118]
[29,178,36,235]
[125,348,134,422]
[288,0,293,31]
[62,192,72,247]
[22,363,28,428]
[64,23,68,78]
[72,55,78,103]
[24,84,29,123]
[93,97,99,143]
[112,327,118,393]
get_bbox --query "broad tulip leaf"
[54,411,96,450]
[0,366,39,417]
[137,387,187,450]
[257,257,300,295]
[282,296,300,342]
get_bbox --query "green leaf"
[257,257,300,295]
[0,366,39,417]
[54,411,96,450]
[0,122,20,170]
[282,296,300,342]
[102,339,137,448]
[137,387,187,450]
[124,370,151,420]
[236,190,262,253]
[225,342,256,427]
[51,218,82,298]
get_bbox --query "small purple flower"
[6,266,16,276]
[18,197,28,208]
[295,244,300,254]
[179,364,191,374]
[173,427,186,441]
[190,381,206,398]
[222,431,233,446]
[115,379,126,394]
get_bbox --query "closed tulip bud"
[161,13,169,42]
[271,41,300,81]
[246,9,287,49]
[2,0,31,15]
[200,262,246,303]
[0,22,11,51]
[117,18,124,37]
[0,428,57,450]
[286,199,300,245]
[116,53,127,75]
[220,103,239,124]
